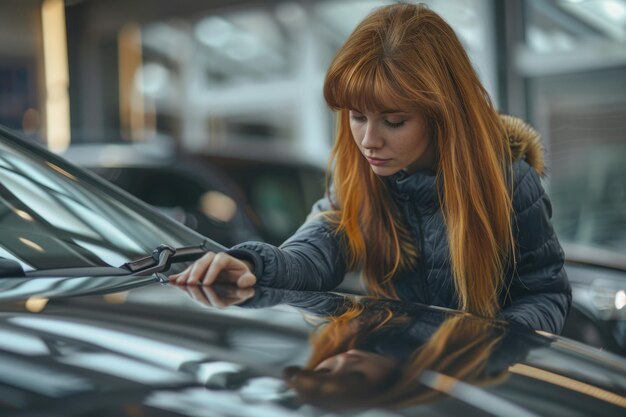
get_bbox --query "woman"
[169,3,570,333]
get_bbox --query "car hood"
[0,279,625,417]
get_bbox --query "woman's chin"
[370,165,400,177]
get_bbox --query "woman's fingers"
[202,252,235,286]
[166,251,215,285]
[237,272,256,288]
[187,252,217,285]
[166,251,256,287]
[167,268,189,284]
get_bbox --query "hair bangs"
[325,59,417,113]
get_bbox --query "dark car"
[561,250,626,354]
[61,141,263,247]
[2,124,626,416]
[197,153,327,246]
[61,140,327,247]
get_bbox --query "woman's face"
[314,349,398,385]
[349,105,436,176]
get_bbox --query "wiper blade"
[122,241,211,276]
[0,242,211,279]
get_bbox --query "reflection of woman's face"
[314,349,399,385]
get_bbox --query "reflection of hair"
[285,305,507,410]
[305,302,396,366]
[323,3,514,317]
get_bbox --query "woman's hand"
[168,252,256,288]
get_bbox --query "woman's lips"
[366,157,391,166]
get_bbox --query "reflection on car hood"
[1,282,625,416]
[0,272,160,302]
[0,124,209,274]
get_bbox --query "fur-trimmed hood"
[500,114,545,176]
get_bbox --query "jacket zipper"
[400,194,431,305]
[413,205,431,305]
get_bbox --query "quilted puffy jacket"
[229,116,571,334]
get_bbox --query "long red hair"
[323,3,514,317]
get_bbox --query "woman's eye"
[350,114,366,123]
[385,120,405,128]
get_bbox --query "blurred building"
[0,0,46,143]
[0,0,625,256]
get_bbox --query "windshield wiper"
[121,241,212,276]
[0,241,212,279]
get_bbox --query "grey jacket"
[229,117,571,334]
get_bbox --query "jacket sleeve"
[226,196,348,291]
[498,160,572,334]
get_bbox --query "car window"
[0,130,205,271]
[551,144,626,254]
[89,165,262,247]
[204,157,326,245]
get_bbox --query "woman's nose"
[361,124,383,150]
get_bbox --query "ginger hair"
[323,3,514,317]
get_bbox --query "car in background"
[62,141,262,247]
[561,247,626,355]
[1,124,626,416]
[196,154,326,246]
[62,140,328,247]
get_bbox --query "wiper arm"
[0,242,212,279]
[122,241,211,276]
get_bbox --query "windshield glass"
[0,128,211,272]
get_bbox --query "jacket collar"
[501,114,545,176]
[386,169,439,211]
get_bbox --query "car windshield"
[0,127,209,272]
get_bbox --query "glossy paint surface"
[1,281,625,416]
